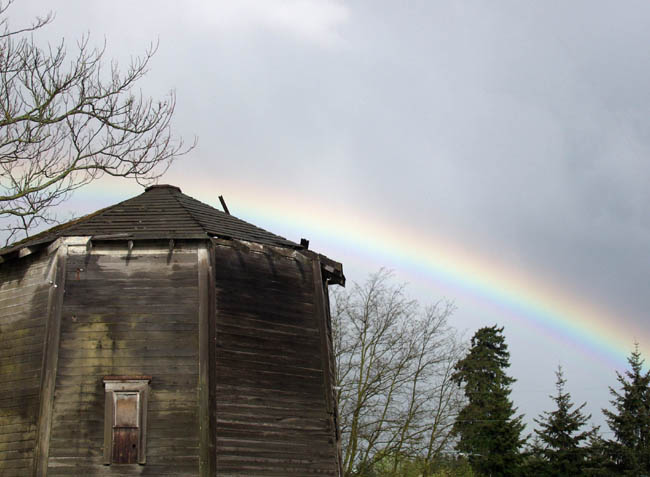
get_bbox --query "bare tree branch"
[333,269,466,476]
[0,2,196,244]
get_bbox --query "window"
[103,376,151,465]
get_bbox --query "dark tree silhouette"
[603,345,650,476]
[533,366,599,476]
[452,325,525,476]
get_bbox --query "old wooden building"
[0,184,344,476]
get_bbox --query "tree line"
[333,270,650,477]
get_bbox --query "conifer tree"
[519,436,548,477]
[583,431,611,477]
[603,345,650,475]
[452,325,525,476]
[533,366,599,476]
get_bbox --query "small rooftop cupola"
[144,183,182,192]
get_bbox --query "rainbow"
[69,174,642,368]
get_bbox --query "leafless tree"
[332,269,466,477]
[0,1,194,244]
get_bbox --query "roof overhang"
[1,235,345,287]
[319,254,345,286]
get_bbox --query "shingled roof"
[1,185,299,255]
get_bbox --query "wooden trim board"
[33,244,67,477]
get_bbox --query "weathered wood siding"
[47,243,200,476]
[213,241,338,476]
[0,250,52,476]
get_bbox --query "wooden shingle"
[1,185,298,255]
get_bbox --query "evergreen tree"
[452,325,525,476]
[519,436,548,477]
[603,345,650,475]
[533,366,599,476]
[583,431,612,477]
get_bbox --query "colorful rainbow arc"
[76,176,640,367]
[236,195,637,367]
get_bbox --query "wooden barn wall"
[0,249,53,476]
[47,242,200,476]
[212,241,339,476]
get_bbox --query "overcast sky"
[8,0,650,434]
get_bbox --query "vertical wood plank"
[103,390,113,464]
[207,243,217,476]
[322,276,344,474]
[198,243,216,477]
[33,245,67,477]
[139,384,149,465]
[311,256,343,477]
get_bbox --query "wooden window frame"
[103,376,151,465]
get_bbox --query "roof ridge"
[176,193,290,242]
[165,187,210,237]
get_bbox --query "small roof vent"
[145,184,182,193]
